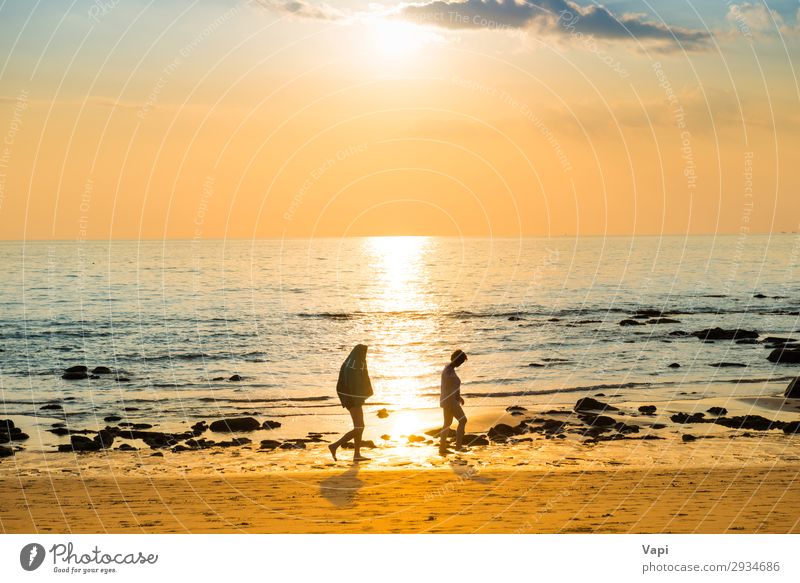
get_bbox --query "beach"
[3,393,800,534]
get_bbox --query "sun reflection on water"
[363,237,439,410]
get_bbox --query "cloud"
[253,0,345,21]
[397,0,710,50]
[725,2,799,37]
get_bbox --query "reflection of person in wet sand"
[439,349,468,454]
[329,344,373,462]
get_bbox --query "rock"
[92,366,112,374]
[66,435,101,452]
[487,423,518,441]
[62,371,88,380]
[261,420,282,430]
[574,397,619,412]
[619,319,645,326]
[229,374,243,382]
[95,429,114,449]
[714,415,784,431]
[117,443,137,451]
[736,338,759,344]
[407,434,426,443]
[259,440,282,450]
[682,434,697,442]
[0,445,13,457]
[647,318,681,324]
[668,363,681,368]
[671,412,708,424]
[132,423,153,430]
[191,421,207,435]
[172,445,189,453]
[104,415,122,422]
[783,421,800,434]
[508,315,523,321]
[342,440,376,449]
[462,434,490,446]
[615,422,640,434]
[380,434,391,440]
[40,403,63,410]
[707,407,728,416]
[48,427,70,436]
[638,405,657,415]
[753,293,768,298]
[634,309,663,318]
[691,327,758,341]
[785,378,800,399]
[763,337,797,345]
[709,362,748,368]
[376,408,389,419]
[115,377,131,382]
[151,452,164,457]
[209,417,260,432]
[768,347,800,364]
[580,414,616,427]
[279,441,306,450]
[506,405,527,413]
[64,365,88,373]
[528,363,545,367]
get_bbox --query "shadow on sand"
[320,463,364,507]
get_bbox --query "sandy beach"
[2,463,799,534]
[3,390,800,534]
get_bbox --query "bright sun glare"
[370,18,441,61]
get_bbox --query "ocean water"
[1,235,799,438]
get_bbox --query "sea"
[1,235,799,443]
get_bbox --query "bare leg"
[439,408,454,454]
[454,404,467,450]
[329,428,356,461]
[350,406,369,461]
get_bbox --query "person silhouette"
[439,349,468,454]
[329,344,373,462]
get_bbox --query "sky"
[0,0,798,239]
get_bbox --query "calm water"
[1,235,799,434]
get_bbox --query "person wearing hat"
[439,349,468,454]
[329,344,373,462]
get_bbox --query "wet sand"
[1,464,798,533]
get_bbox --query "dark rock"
[763,337,797,345]
[0,445,14,457]
[709,362,748,368]
[508,315,523,321]
[619,319,645,326]
[785,378,800,399]
[753,293,768,298]
[151,452,164,457]
[615,422,640,434]
[580,414,616,427]
[342,440,376,449]
[783,421,800,434]
[261,420,282,430]
[574,397,619,412]
[462,434,490,446]
[279,441,306,450]
[736,338,759,344]
[376,408,389,419]
[191,421,207,435]
[682,434,697,442]
[62,371,88,380]
[647,318,681,324]
[115,377,130,382]
[209,417,260,432]
[95,429,115,449]
[117,443,137,451]
[132,423,153,430]
[47,427,70,436]
[229,374,243,382]
[638,405,657,415]
[668,363,681,370]
[172,445,189,453]
[259,440,282,450]
[714,415,784,431]
[652,423,667,430]
[92,366,112,374]
[634,309,664,318]
[506,405,527,413]
[671,412,709,424]
[768,347,800,364]
[66,435,101,452]
[691,327,758,341]
[707,407,728,416]
[104,415,122,422]
[64,365,88,373]
[40,403,63,410]
[487,423,518,441]
[528,363,545,367]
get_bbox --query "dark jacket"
[336,344,373,408]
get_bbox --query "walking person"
[439,349,468,454]
[329,344,373,462]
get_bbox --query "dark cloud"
[398,0,710,49]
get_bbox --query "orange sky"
[0,1,798,239]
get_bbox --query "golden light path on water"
[362,237,443,456]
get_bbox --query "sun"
[368,18,442,61]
